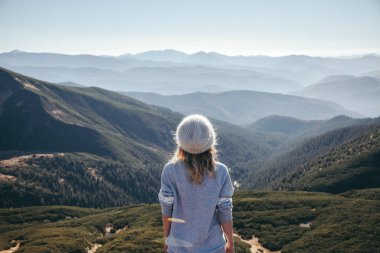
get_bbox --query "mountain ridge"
[293,75,380,117]
[243,119,380,191]
[125,90,360,125]
[0,67,287,207]
[2,50,380,93]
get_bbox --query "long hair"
[171,146,218,184]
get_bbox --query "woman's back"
[159,160,233,252]
[159,114,234,253]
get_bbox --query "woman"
[159,114,234,253]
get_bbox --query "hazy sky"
[0,0,379,56]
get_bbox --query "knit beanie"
[175,114,216,154]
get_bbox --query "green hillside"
[0,190,379,253]
[0,67,283,207]
[233,191,380,253]
[276,125,380,193]
[0,67,179,207]
[244,120,380,193]
[0,68,379,253]
[0,67,179,162]
[1,67,379,206]
[0,153,163,208]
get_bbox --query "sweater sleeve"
[158,165,174,216]
[216,166,234,224]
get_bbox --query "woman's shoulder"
[215,162,230,176]
[162,160,184,174]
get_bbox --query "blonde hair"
[171,146,218,184]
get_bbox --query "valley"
[1,1,379,252]
[0,66,379,252]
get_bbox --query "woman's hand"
[162,216,171,252]
[164,243,168,252]
[225,241,234,253]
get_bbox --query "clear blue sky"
[0,0,379,56]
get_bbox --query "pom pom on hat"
[175,114,216,154]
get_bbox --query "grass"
[233,191,380,253]
[0,190,379,252]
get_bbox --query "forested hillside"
[0,153,162,208]
[0,68,283,207]
[243,120,380,192]
[275,125,380,193]
[1,67,379,209]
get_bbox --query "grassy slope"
[0,67,287,207]
[0,190,379,253]
[244,121,380,192]
[233,191,380,253]
[0,66,180,207]
[0,67,179,163]
[276,125,380,193]
[0,67,285,168]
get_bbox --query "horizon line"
[1,49,380,59]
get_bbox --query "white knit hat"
[175,114,216,154]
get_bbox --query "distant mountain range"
[124,90,360,125]
[1,50,379,95]
[3,64,301,94]
[120,50,380,84]
[293,75,380,117]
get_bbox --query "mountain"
[57,81,86,87]
[124,50,380,84]
[0,67,178,161]
[364,70,380,79]
[0,50,182,70]
[0,67,284,207]
[274,124,380,193]
[293,75,380,117]
[1,68,379,253]
[247,115,371,138]
[120,65,301,94]
[0,50,133,70]
[243,119,380,192]
[0,67,182,207]
[124,90,359,125]
[120,49,188,62]
[6,64,301,94]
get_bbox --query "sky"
[0,0,379,56]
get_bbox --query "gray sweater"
[158,160,234,253]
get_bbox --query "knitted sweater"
[158,160,234,253]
